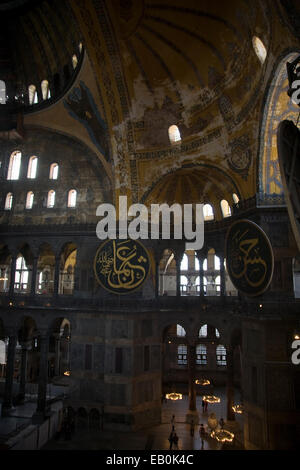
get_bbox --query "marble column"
[155,259,159,298]
[53,256,60,295]
[32,332,49,424]
[188,343,196,411]
[226,346,235,421]
[2,331,17,415]
[17,341,31,402]
[54,334,60,376]
[219,254,226,297]
[30,256,38,296]
[175,256,182,297]
[9,254,17,297]
[196,253,205,297]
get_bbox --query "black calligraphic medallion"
[94,238,150,294]
[225,219,274,297]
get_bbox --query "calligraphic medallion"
[225,219,274,297]
[94,238,150,294]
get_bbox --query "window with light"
[27,156,38,179]
[47,190,55,208]
[68,189,77,208]
[7,151,21,180]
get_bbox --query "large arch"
[258,50,300,206]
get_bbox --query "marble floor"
[41,387,244,451]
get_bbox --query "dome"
[0,0,83,114]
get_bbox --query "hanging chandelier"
[165,392,183,401]
[195,378,210,386]
[232,404,243,414]
[210,429,234,443]
[202,395,220,404]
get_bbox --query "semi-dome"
[0,0,83,116]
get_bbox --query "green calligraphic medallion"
[225,219,274,297]
[94,238,150,294]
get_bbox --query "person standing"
[168,430,175,450]
[173,433,179,449]
[199,423,205,449]
[190,420,195,437]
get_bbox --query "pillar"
[226,346,235,422]
[54,256,60,295]
[9,254,17,297]
[17,341,30,402]
[155,259,159,298]
[219,254,226,297]
[175,254,183,297]
[32,332,49,423]
[196,252,205,297]
[2,330,17,415]
[188,344,196,411]
[54,333,60,376]
[30,256,38,296]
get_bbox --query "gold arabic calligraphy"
[230,229,267,288]
[96,240,148,291]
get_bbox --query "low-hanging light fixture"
[210,429,234,443]
[203,395,220,404]
[232,404,243,414]
[165,392,183,401]
[195,378,210,386]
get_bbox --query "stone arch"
[258,50,300,205]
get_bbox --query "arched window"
[214,255,220,270]
[28,84,38,105]
[203,204,214,221]
[67,189,77,208]
[216,328,220,338]
[195,254,200,271]
[26,191,34,209]
[216,345,227,366]
[4,192,13,210]
[27,156,38,179]
[215,275,221,294]
[47,190,55,208]
[49,163,59,180]
[168,125,181,144]
[79,42,83,53]
[41,80,50,100]
[196,344,207,365]
[180,274,188,294]
[177,344,187,365]
[203,259,207,271]
[252,36,267,64]
[7,151,21,180]
[0,80,6,104]
[220,199,231,218]
[176,324,186,337]
[232,193,239,204]
[15,256,29,292]
[199,324,207,338]
[180,253,188,271]
[203,276,207,295]
[72,54,78,69]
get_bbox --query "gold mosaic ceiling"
[106,0,265,115]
